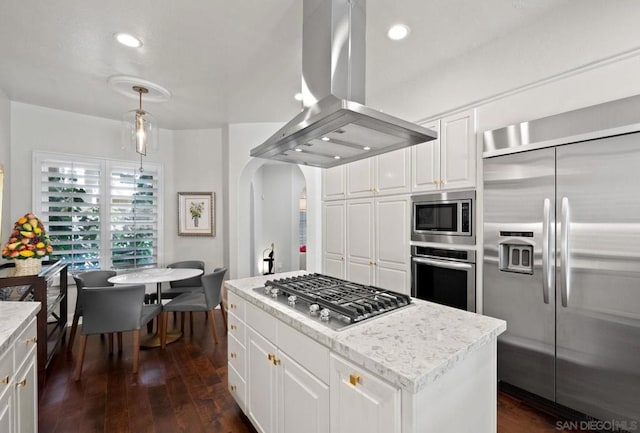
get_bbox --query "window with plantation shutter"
[109,163,159,270]
[34,152,162,271]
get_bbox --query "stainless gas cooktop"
[253,273,412,330]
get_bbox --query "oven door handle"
[412,257,474,270]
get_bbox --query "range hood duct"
[250,0,437,169]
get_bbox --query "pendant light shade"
[121,86,158,170]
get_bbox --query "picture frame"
[178,192,215,236]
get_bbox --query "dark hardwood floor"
[39,312,586,433]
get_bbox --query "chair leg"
[117,332,123,352]
[220,300,228,332]
[190,312,194,335]
[207,310,219,344]
[67,314,80,352]
[160,312,168,349]
[108,333,114,354]
[74,335,88,381]
[132,330,140,374]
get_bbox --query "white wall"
[170,128,225,273]
[0,89,10,248]
[8,102,176,267]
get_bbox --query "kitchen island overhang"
[225,271,506,433]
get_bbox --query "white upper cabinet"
[375,148,411,196]
[412,109,477,192]
[322,165,346,200]
[346,158,375,198]
[411,121,441,192]
[440,108,476,190]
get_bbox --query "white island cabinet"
[226,272,506,433]
[0,302,41,433]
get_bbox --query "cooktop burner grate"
[258,273,412,328]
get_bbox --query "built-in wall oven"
[411,190,475,244]
[411,246,476,312]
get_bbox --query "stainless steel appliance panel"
[483,148,556,401]
[411,190,475,245]
[555,134,640,424]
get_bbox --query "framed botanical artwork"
[178,192,215,236]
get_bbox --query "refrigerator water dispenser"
[499,239,534,274]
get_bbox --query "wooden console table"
[0,260,68,387]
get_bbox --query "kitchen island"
[225,272,506,433]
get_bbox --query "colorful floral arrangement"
[1,213,53,260]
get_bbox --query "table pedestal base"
[140,330,182,349]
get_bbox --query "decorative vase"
[14,258,43,276]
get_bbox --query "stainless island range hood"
[250,0,436,168]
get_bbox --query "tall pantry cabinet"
[322,109,477,294]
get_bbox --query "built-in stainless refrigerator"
[483,95,640,428]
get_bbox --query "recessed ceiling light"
[115,33,143,48]
[294,93,303,101]
[363,146,371,151]
[386,24,410,41]
[321,137,330,141]
[334,156,341,160]
[295,148,303,152]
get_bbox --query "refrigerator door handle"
[560,197,571,307]
[542,198,551,304]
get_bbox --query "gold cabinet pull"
[0,376,8,384]
[230,324,237,331]
[26,337,37,344]
[230,352,237,359]
[349,374,360,386]
[16,379,27,388]
[433,180,439,185]
[267,353,274,361]
[230,303,236,309]
[272,357,281,366]
[229,384,237,392]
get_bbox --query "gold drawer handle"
[230,324,237,331]
[349,374,360,386]
[229,385,237,392]
[0,376,8,385]
[26,337,37,344]
[16,379,27,388]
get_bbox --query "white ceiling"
[0,0,570,130]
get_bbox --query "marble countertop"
[0,302,41,354]
[225,271,506,394]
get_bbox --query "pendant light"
[122,85,157,172]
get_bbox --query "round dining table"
[108,267,203,348]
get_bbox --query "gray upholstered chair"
[69,270,116,353]
[74,284,161,380]
[160,267,227,348]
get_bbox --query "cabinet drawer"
[277,321,330,384]
[246,302,277,343]
[228,363,246,410]
[0,345,13,393]
[228,313,246,345]
[227,291,246,321]
[14,317,37,369]
[228,333,245,377]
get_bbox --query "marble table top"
[225,271,506,393]
[0,302,41,354]
[108,268,202,285]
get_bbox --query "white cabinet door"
[14,350,37,433]
[278,351,329,433]
[322,201,345,278]
[0,388,12,433]
[374,195,410,294]
[411,120,440,192]
[322,165,346,200]
[247,329,278,433]
[346,158,375,198]
[330,354,401,433]
[440,109,476,190]
[346,199,374,285]
[376,148,410,196]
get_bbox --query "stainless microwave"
[411,190,475,244]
